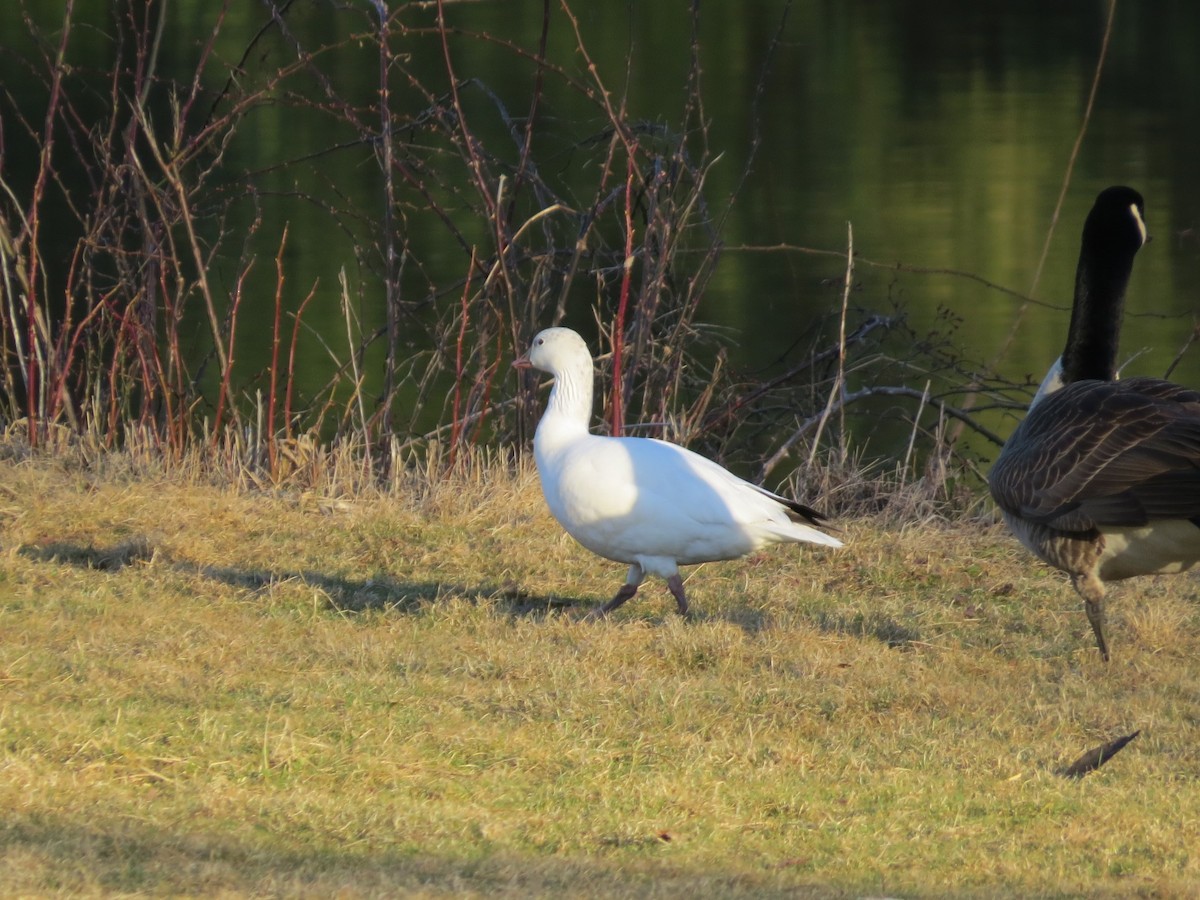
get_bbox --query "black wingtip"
[1058,730,1141,779]
[781,496,834,529]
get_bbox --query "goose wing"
[548,434,838,563]
[644,439,832,527]
[989,377,1200,531]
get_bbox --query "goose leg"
[1073,573,1110,661]
[588,565,645,618]
[666,574,689,616]
[1084,598,1110,662]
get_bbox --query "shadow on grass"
[673,604,920,647]
[18,538,583,619]
[0,813,840,899]
[21,539,889,633]
[19,538,156,571]
[195,562,582,619]
[809,610,921,649]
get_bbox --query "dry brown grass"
[2,445,1200,897]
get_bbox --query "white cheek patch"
[1031,356,1065,409]
[1131,203,1148,246]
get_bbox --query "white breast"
[1098,521,1200,581]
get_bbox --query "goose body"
[988,186,1200,659]
[514,327,842,615]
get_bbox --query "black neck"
[1060,244,1135,384]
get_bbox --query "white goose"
[513,327,843,616]
[988,186,1200,660]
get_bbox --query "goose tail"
[782,523,844,549]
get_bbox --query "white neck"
[536,353,595,445]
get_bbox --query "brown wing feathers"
[991,378,1200,530]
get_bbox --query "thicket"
[0,0,1019,511]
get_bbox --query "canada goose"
[988,186,1200,660]
[513,327,842,617]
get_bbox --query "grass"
[3,446,1200,897]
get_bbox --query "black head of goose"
[988,186,1200,660]
[1032,184,1148,399]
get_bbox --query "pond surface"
[3,1,1199,462]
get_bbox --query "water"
[695,2,1200,379]
[3,1,1199,463]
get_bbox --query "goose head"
[1034,186,1148,405]
[513,327,597,431]
[512,327,593,377]
[1081,185,1147,258]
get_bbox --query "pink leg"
[666,574,689,616]
[588,565,645,618]
[591,581,639,617]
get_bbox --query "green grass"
[2,448,1200,897]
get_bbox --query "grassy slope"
[2,450,1200,897]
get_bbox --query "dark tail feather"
[779,494,833,529]
[1058,730,1140,779]
[754,484,838,531]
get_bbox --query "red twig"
[212,262,251,444]
[374,0,400,433]
[610,151,636,436]
[105,319,127,446]
[22,0,76,444]
[175,1,229,149]
[435,0,496,219]
[448,249,477,471]
[506,0,551,225]
[285,283,319,442]
[267,225,289,480]
[473,328,505,449]
[44,242,84,425]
